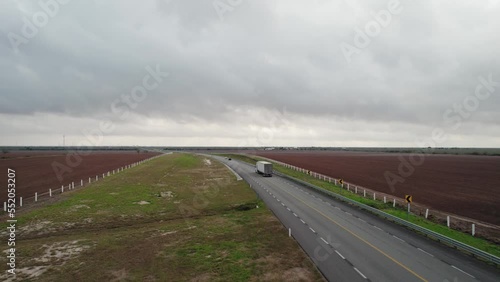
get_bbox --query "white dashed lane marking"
[451,266,475,278]
[335,250,345,260]
[393,235,405,243]
[353,267,367,279]
[417,248,434,257]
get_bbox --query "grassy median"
[220,153,500,259]
[0,153,322,281]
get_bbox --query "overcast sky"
[1,0,499,147]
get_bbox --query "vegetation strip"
[0,153,323,281]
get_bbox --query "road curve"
[213,156,500,282]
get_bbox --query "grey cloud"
[1,0,499,146]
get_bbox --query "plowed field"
[255,151,500,225]
[0,151,161,202]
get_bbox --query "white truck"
[256,161,273,177]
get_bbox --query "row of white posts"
[4,155,161,211]
[278,161,477,237]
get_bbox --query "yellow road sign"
[339,179,344,185]
[405,195,412,203]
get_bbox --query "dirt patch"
[36,240,89,263]
[0,266,49,282]
[16,220,54,236]
[135,201,151,205]
[109,268,129,281]
[159,191,174,198]
[0,240,91,281]
[70,204,90,211]
[191,273,212,281]
[203,159,212,166]
[282,267,314,281]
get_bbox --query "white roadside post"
[364,190,366,197]
[425,209,429,219]
[81,179,83,186]
[89,177,91,183]
[4,202,6,211]
[49,189,52,197]
[19,197,22,207]
[373,193,376,200]
[355,186,357,194]
[447,216,450,228]
[289,228,291,237]
[472,224,475,236]
[35,192,38,202]
[393,198,396,207]
[384,196,386,203]
[72,182,75,189]
[61,185,64,193]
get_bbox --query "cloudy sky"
[1,0,499,147]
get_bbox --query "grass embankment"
[0,153,322,281]
[220,153,500,258]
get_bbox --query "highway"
[214,156,500,282]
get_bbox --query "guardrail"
[273,171,500,266]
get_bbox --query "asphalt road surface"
[213,156,500,282]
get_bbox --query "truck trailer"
[256,161,273,177]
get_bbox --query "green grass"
[0,153,322,281]
[220,153,500,258]
[383,209,500,256]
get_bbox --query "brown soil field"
[0,151,161,202]
[254,150,500,226]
